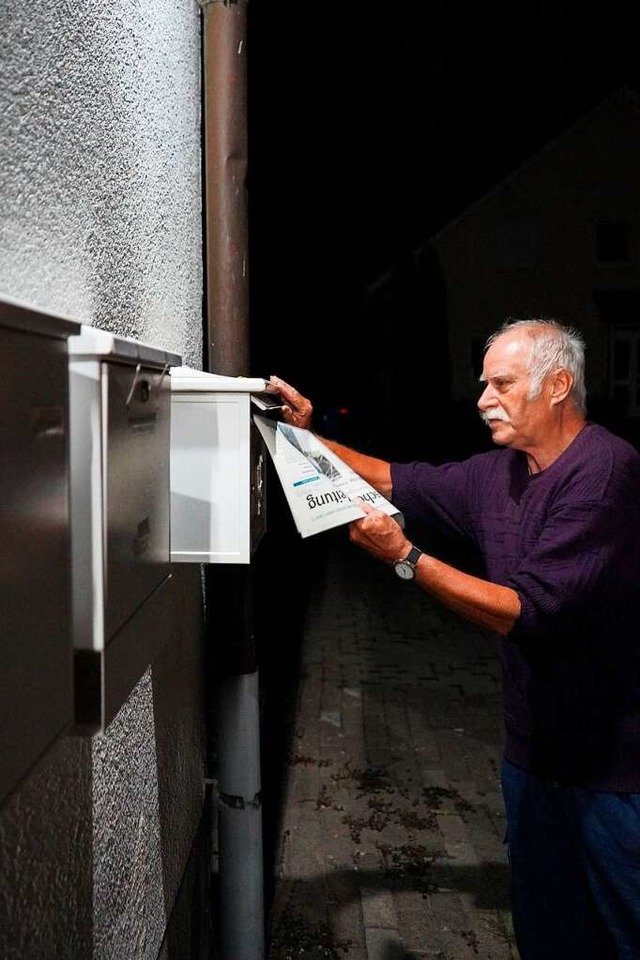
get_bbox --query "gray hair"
[485,318,587,415]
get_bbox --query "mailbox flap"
[69,324,181,368]
[170,366,267,393]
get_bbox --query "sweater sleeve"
[505,498,626,641]
[390,460,475,541]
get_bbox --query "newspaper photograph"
[253,414,404,538]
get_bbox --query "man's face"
[477,330,551,450]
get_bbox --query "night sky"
[247,2,640,416]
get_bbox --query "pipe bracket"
[219,790,262,811]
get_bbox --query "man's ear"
[550,368,573,406]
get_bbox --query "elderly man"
[270,318,640,960]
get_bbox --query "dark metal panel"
[104,362,172,640]
[0,324,74,803]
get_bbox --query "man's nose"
[477,383,493,411]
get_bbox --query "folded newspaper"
[253,414,404,538]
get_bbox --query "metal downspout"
[201,0,250,377]
[199,2,263,959]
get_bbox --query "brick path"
[266,536,519,960]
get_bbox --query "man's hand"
[349,501,410,565]
[268,375,313,430]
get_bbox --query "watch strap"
[402,546,423,566]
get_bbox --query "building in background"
[360,88,640,458]
[431,87,640,437]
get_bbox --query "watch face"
[394,560,415,580]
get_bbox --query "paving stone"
[363,927,404,960]
[267,540,520,960]
[360,887,398,929]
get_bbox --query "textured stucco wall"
[0,1,207,957]
[0,736,93,958]
[1,0,202,366]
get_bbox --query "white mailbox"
[0,298,80,804]
[170,367,267,563]
[68,326,181,731]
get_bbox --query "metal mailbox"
[0,297,80,804]
[169,368,267,563]
[68,326,181,731]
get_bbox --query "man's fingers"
[269,375,313,428]
[353,501,388,524]
[269,375,298,399]
[349,506,384,544]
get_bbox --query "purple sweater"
[391,423,640,790]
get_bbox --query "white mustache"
[480,408,511,425]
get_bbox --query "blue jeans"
[501,758,640,960]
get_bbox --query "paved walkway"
[266,536,519,960]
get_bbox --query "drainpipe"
[199,3,264,960]
[202,0,250,377]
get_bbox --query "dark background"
[247,0,640,447]
[245,1,640,920]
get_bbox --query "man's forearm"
[347,499,520,636]
[414,553,521,636]
[316,436,392,497]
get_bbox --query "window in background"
[610,327,640,417]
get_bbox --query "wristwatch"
[393,545,423,581]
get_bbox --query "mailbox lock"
[139,380,151,403]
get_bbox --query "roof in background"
[429,86,640,243]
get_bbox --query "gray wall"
[1,1,208,957]
[1,0,202,364]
